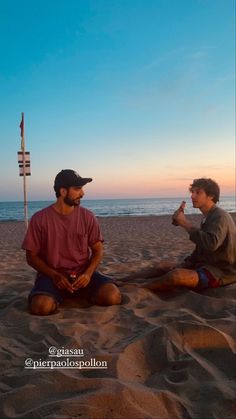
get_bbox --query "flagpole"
[21,113,29,229]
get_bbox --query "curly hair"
[189,178,220,203]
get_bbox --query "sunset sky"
[0,0,235,201]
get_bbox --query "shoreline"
[0,197,235,222]
[0,211,236,223]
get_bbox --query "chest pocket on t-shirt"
[74,233,88,254]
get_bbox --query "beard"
[64,195,80,207]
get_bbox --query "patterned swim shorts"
[196,267,220,290]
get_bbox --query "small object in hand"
[69,271,77,284]
[172,201,186,226]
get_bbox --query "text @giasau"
[24,346,108,370]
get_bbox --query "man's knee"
[95,283,122,306]
[29,295,57,316]
[169,268,199,287]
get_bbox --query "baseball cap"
[54,169,92,192]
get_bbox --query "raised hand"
[172,201,186,226]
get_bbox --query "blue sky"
[0,0,235,201]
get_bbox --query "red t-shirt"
[22,205,103,275]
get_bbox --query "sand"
[0,214,236,419]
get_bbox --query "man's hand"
[71,241,103,291]
[52,272,74,293]
[172,201,186,226]
[172,209,192,231]
[172,208,186,225]
[72,272,91,291]
[26,251,75,294]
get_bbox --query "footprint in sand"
[164,361,190,384]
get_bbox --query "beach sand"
[0,214,236,419]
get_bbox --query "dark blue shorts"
[28,271,114,306]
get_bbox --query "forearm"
[26,252,58,280]
[172,210,193,233]
[179,220,193,233]
[184,212,226,251]
[85,249,103,276]
[188,227,223,251]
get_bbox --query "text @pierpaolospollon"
[24,346,108,370]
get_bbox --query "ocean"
[0,197,235,221]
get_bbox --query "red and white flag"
[19,112,24,151]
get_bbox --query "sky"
[0,0,235,201]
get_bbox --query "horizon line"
[0,195,235,203]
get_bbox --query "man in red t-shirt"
[22,169,121,315]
